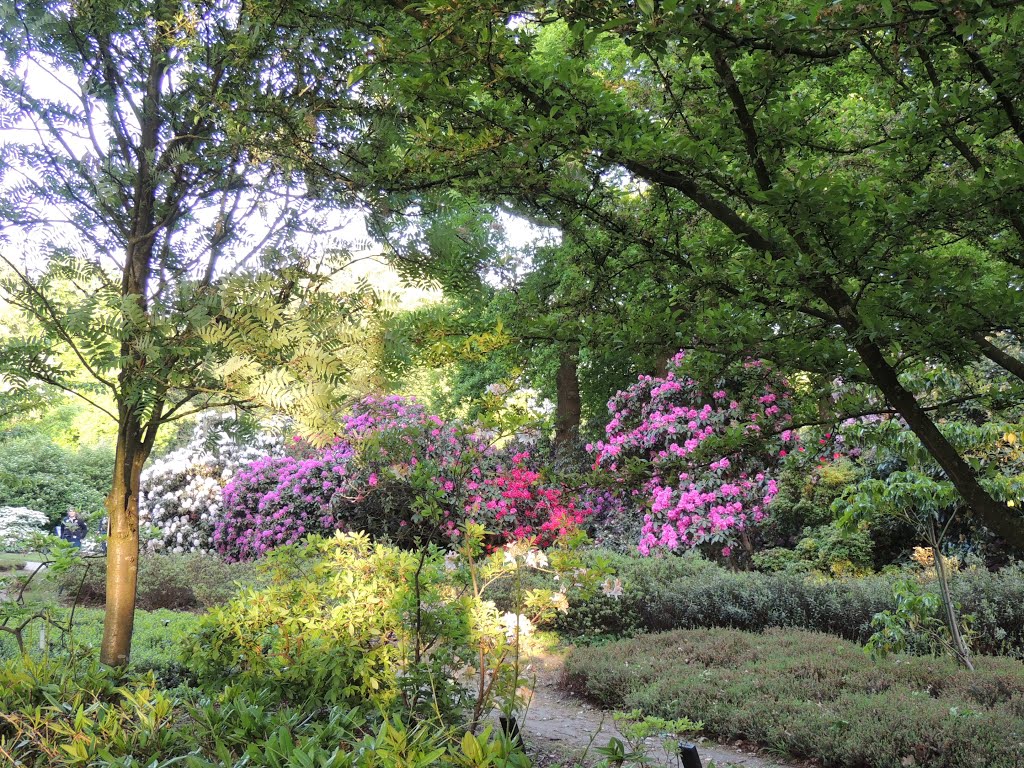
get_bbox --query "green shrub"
[0,434,112,527]
[0,652,529,767]
[774,524,872,577]
[183,533,498,722]
[555,552,1024,657]
[54,552,262,611]
[564,627,1024,768]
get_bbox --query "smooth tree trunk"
[100,43,163,665]
[553,345,582,451]
[100,413,154,666]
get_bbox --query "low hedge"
[564,627,1024,768]
[554,553,1024,658]
[54,552,262,611]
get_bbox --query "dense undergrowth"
[0,532,590,766]
[51,548,1024,662]
[564,627,1024,768]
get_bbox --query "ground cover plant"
[563,627,1024,768]
[0,652,531,768]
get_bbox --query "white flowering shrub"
[139,412,287,554]
[0,506,49,552]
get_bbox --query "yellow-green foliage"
[0,653,531,768]
[0,654,182,767]
[184,532,504,720]
[188,533,422,708]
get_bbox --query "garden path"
[513,651,801,768]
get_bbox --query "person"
[60,508,88,548]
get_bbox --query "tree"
[0,0,376,664]
[316,0,1024,549]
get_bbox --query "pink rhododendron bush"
[589,353,800,560]
[215,395,589,561]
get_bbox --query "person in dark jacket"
[60,508,88,547]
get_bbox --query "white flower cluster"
[0,506,49,552]
[140,412,287,554]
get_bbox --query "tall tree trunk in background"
[554,345,582,452]
[653,349,674,378]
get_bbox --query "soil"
[508,650,802,768]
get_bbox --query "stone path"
[511,652,800,768]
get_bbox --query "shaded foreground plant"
[0,650,531,767]
[185,529,606,730]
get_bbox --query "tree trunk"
[553,345,581,451]
[815,283,1024,552]
[100,413,153,666]
[973,332,1024,384]
[653,349,674,378]
[855,337,1024,550]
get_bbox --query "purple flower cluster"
[215,442,355,561]
[213,395,590,561]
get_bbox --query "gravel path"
[511,651,801,768]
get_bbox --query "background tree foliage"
[315,0,1024,549]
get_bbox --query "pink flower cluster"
[215,395,590,560]
[464,453,588,546]
[215,441,355,561]
[589,352,797,558]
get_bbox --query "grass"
[0,605,201,681]
[563,627,1024,768]
[0,551,45,570]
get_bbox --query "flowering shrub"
[215,442,356,561]
[215,395,591,561]
[581,487,645,553]
[139,412,286,554]
[590,353,798,559]
[0,506,49,552]
[465,453,588,546]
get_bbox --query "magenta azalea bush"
[214,442,355,560]
[464,452,589,547]
[215,395,590,561]
[589,353,800,559]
